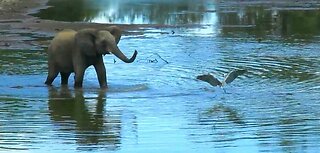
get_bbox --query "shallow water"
[1,0,320,152]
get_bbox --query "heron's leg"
[221,87,227,94]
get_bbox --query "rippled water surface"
[1,0,320,152]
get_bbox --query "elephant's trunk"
[111,45,138,63]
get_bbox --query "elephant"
[45,26,138,88]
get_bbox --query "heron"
[197,69,246,89]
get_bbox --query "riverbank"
[0,0,164,50]
[1,0,320,50]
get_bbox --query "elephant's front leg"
[74,67,85,88]
[94,58,107,89]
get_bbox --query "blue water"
[1,0,320,152]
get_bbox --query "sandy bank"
[0,0,164,50]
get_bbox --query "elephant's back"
[48,29,76,54]
[51,29,76,46]
[48,29,77,72]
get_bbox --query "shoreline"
[0,0,172,50]
[2,0,320,50]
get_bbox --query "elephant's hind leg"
[61,72,71,85]
[45,70,59,85]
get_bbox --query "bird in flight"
[197,69,247,87]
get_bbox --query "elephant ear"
[105,26,122,44]
[74,29,98,57]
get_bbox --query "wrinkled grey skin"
[45,26,138,88]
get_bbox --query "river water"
[1,0,320,152]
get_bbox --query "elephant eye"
[100,41,111,54]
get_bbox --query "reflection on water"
[0,50,47,75]
[218,7,320,40]
[35,0,320,40]
[35,0,216,25]
[1,0,320,152]
[203,103,245,125]
[48,87,121,151]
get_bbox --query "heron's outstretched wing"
[197,74,222,87]
[223,69,246,84]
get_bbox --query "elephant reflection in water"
[48,87,120,150]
